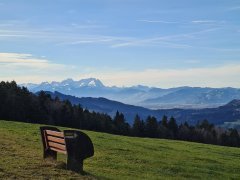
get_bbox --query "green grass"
[1,120,240,179]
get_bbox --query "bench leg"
[43,149,57,160]
[66,157,83,173]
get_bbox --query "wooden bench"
[40,126,94,172]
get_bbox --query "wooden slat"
[48,141,66,151]
[45,130,64,138]
[49,147,67,154]
[47,135,65,145]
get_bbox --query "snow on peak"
[88,80,96,86]
[77,78,104,87]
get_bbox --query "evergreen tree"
[145,116,159,138]
[113,111,130,135]
[168,116,178,137]
[228,129,240,147]
[197,119,214,131]
[161,115,168,128]
[132,114,145,137]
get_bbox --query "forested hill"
[0,81,119,133]
[1,81,240,147]
[45,91,240,126]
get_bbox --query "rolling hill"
[1,120,240,179]
[45,91,240,126]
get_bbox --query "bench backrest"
[44,130,66,154]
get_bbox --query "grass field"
[1,120,240,179]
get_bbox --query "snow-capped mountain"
[21,78,240,109]
[25,78,105,92]
[59,78,104,88]
[35,78,104,89]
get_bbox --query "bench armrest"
[64,130,94,160]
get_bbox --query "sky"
[0,0,240,88]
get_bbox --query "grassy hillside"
[0,120,240,179]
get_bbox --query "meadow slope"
[0,120,240,179]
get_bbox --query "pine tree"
[113,111,130,135]
[132,114,145,137]
[161,115,168,127]
[145,116,159,138]
[168,116,178,137]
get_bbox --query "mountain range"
[22,78,240,109]
[44,91,240,127]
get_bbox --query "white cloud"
[137,20,178,24]
[0,53,77,83]
[191,20,216,24]
[0,53,55,69]
[58,35,118,46]
[191,20,226,26]
[0,53,48,63]
[70,23,106,29]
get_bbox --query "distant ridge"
[22,78,240,109]
[43,91,240,126]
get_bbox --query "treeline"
[0,81,240,147]
[132,115,240,147]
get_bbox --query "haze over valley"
[23,78,240,109]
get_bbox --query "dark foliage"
[1,81,239,147]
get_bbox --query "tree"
[132,114,145,137]
[161,115,168,128]
[197,119,213,131]
[145,116,159,138]
[168,116,178,138]
[228,129,240,147]
[113,111,130,135]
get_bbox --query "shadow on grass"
[53,161,97,179]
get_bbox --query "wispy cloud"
[191,20,226,26]
[0,34,26,37]
[0,18,225,50]
[0,53,76,83]
[0,19,106,41]
[70,23,106,29]
[0,53,48,64]
[57,35,122,46]
[137,19,178,24]
[111,28,217,48]
[138,19,225,25]
[192,20,217,24]
[111,39,191,48]
[227,6,240,11]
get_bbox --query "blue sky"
[0,0,240,87]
